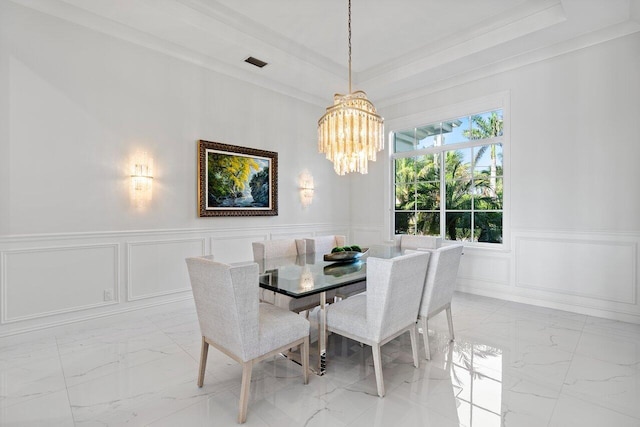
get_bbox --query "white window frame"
[385,92,510,250]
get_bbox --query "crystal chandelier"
[317,0,384,175]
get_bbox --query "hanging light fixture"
[317,0,384,175]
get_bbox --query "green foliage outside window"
[394,110,504,243]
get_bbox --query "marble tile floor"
[1,292,639,426]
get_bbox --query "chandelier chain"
[348,0,352,93]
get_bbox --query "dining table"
[255,244,402,375]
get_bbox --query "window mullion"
[471,147,475,242]
[439,152,446,239]
[413,155,418,235]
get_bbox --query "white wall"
[352,32,640,323]
[2,2,639,335]
[0,2,351,335]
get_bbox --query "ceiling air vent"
[244,56,268,68]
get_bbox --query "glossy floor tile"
[1,293,639,426]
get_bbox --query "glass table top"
[257,245,401,298]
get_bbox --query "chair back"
[418,245,463,318]
[305,235,346,254]
[366,252,430,341]
[252,239,305,261]
[397,234,442,250]
[185,257,260,361]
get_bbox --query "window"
[392,109,504,244]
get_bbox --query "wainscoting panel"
[269,230,315,240]
[451,230,639,323]
[210,234,265,263]
[515,237,636,304]
[1,244,118,323]
[127,238,205,301]
[458,250,510,286]
[0,223,353,336]
[3,225,637,336]
[313,229,351,240]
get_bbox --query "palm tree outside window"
[392,110,504,244]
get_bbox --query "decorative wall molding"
[5,0,328,106]
[515,236,637,304]
[458,250,510,287]
[0,223,348,244]
[1,243,119,323]
[208,228,353,263]
[270,230,315,240]
[9,0,638,108]
[0,222,351,336]
[127,238,206,301]
[379,22,640,109]
[269,229,351,241]
[210,234,266,264]
[0,294,193,338]
[1,225,638,336]
[455,229,639,323]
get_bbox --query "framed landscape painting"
[198,140,278,217]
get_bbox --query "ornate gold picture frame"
[198,140,278,217]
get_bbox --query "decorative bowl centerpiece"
[323,245,368,263]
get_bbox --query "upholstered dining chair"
[185,257,310,424]
[395,234,443,251]
[252,238,306,260]
[415,245,463,360]
[304,235,346,254]
[305,235,366,299]
[253,239,334,312]
[326,251,430,397]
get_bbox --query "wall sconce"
[130,152,153,207]
[299,171,314,208]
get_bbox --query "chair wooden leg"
[446,305,455,341]
[301,336,309,385]
[371,343,385,397]
[421,317,431,360]
[409,326,419,368]
[197,336,209,387]
[238,360,253,424]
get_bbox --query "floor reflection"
[2,293,639,426]
[448,340,503,426]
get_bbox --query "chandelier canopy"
[317,0,384,176]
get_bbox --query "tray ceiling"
[11,0,640,106]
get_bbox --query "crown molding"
[378,20,640,110]
[8,0,640,108]
[175,0,345,79]
[8,0,331,106]
[359,0,566,85]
